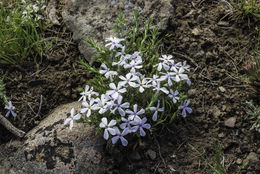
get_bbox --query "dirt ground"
[0,0,259,173]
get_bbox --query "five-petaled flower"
[111,95,130,116]
[149,100,164,121]
[81,99,97,117]
[106,83,127,100]
[64,108,81,130]
[105,37,125,50]
[5,101,17,117]
[78,85,99,102]
[99,117,117,140]
[178,99,192,117]
[112,127,129,146]
[168,89,179,103]
[131,117,151,136]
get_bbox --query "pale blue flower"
[105,37,124,50]
[152,82,169,94]
[171,67,188,82]
[178,99,192,117]
[126,104,145,121]
[106,83,127,100]
[99,63,118,80]
[120,116,134,130]
[99,117,116,140]
[5,101,17,117]
[160,72,175,86]
[78,85,99,102]
[131,117,151,136]
[64,108,81,130]
[80,98,97,117]
[124,59,143,73]
[93,94,109,114]
[149,100,164,121]
[112,127,129,146]
[131,77,151,93]
[111,95,130,116]
[168,89,179,103]
[118,73,138,87]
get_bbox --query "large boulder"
[0,102,106,174]
[62,0,173,63]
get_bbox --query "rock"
[211,105,221,117]
[0,102,106,174]
[62,0,173,63]
[257,148,260,154]
[219,86,226,92]
[197,15,204,23]
[236,158,242,165]
[191,28,201,36]
[188,89,197,96]
[246,152,259,163]
[129,151,141,161]
[147,149,156,160]
[224,117,236,128]
[218,132,225,138]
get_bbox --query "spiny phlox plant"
[64,36,192,146]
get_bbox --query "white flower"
[99,63,118,80]
[153,82,169,94]
[155,55,174,71]
[64,108,81,130]
[105,37,124,50]
[132,77,151,93]
[146,75,161,87]
[80,99,97,117]
[112,55,127,67]
[118,73,138,87]
[171,67,189,82]
[111,95,130,116]
[124,59,143,73]
[149,100,164,121]
[106,83,127,99]
[127,52,142,62]
[160,72,175,86]
[78,85,99,102]
[126,104,145,121]
[99,117,117,140]
[181,61,190,72]
[93,94,109,114]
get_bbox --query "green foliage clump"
[246,100,260,133]
[233,0,260,18]
[0,0,50,65]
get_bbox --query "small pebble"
[147,149,156,160]
[218,132,225,138]
[224,117,236,128]
[219,86,226,92]
[236,158,242,165]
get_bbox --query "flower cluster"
[21,0,46,21]
[65,37,192,146]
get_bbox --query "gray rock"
[0,102,105,174]
[147,149,156,160]
[224,117,236,128]
[129,151,141,161]
[62,0,173,63]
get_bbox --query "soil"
[1,0,259,174]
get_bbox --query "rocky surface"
[62,0,173,63]
[0,102,105,174]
